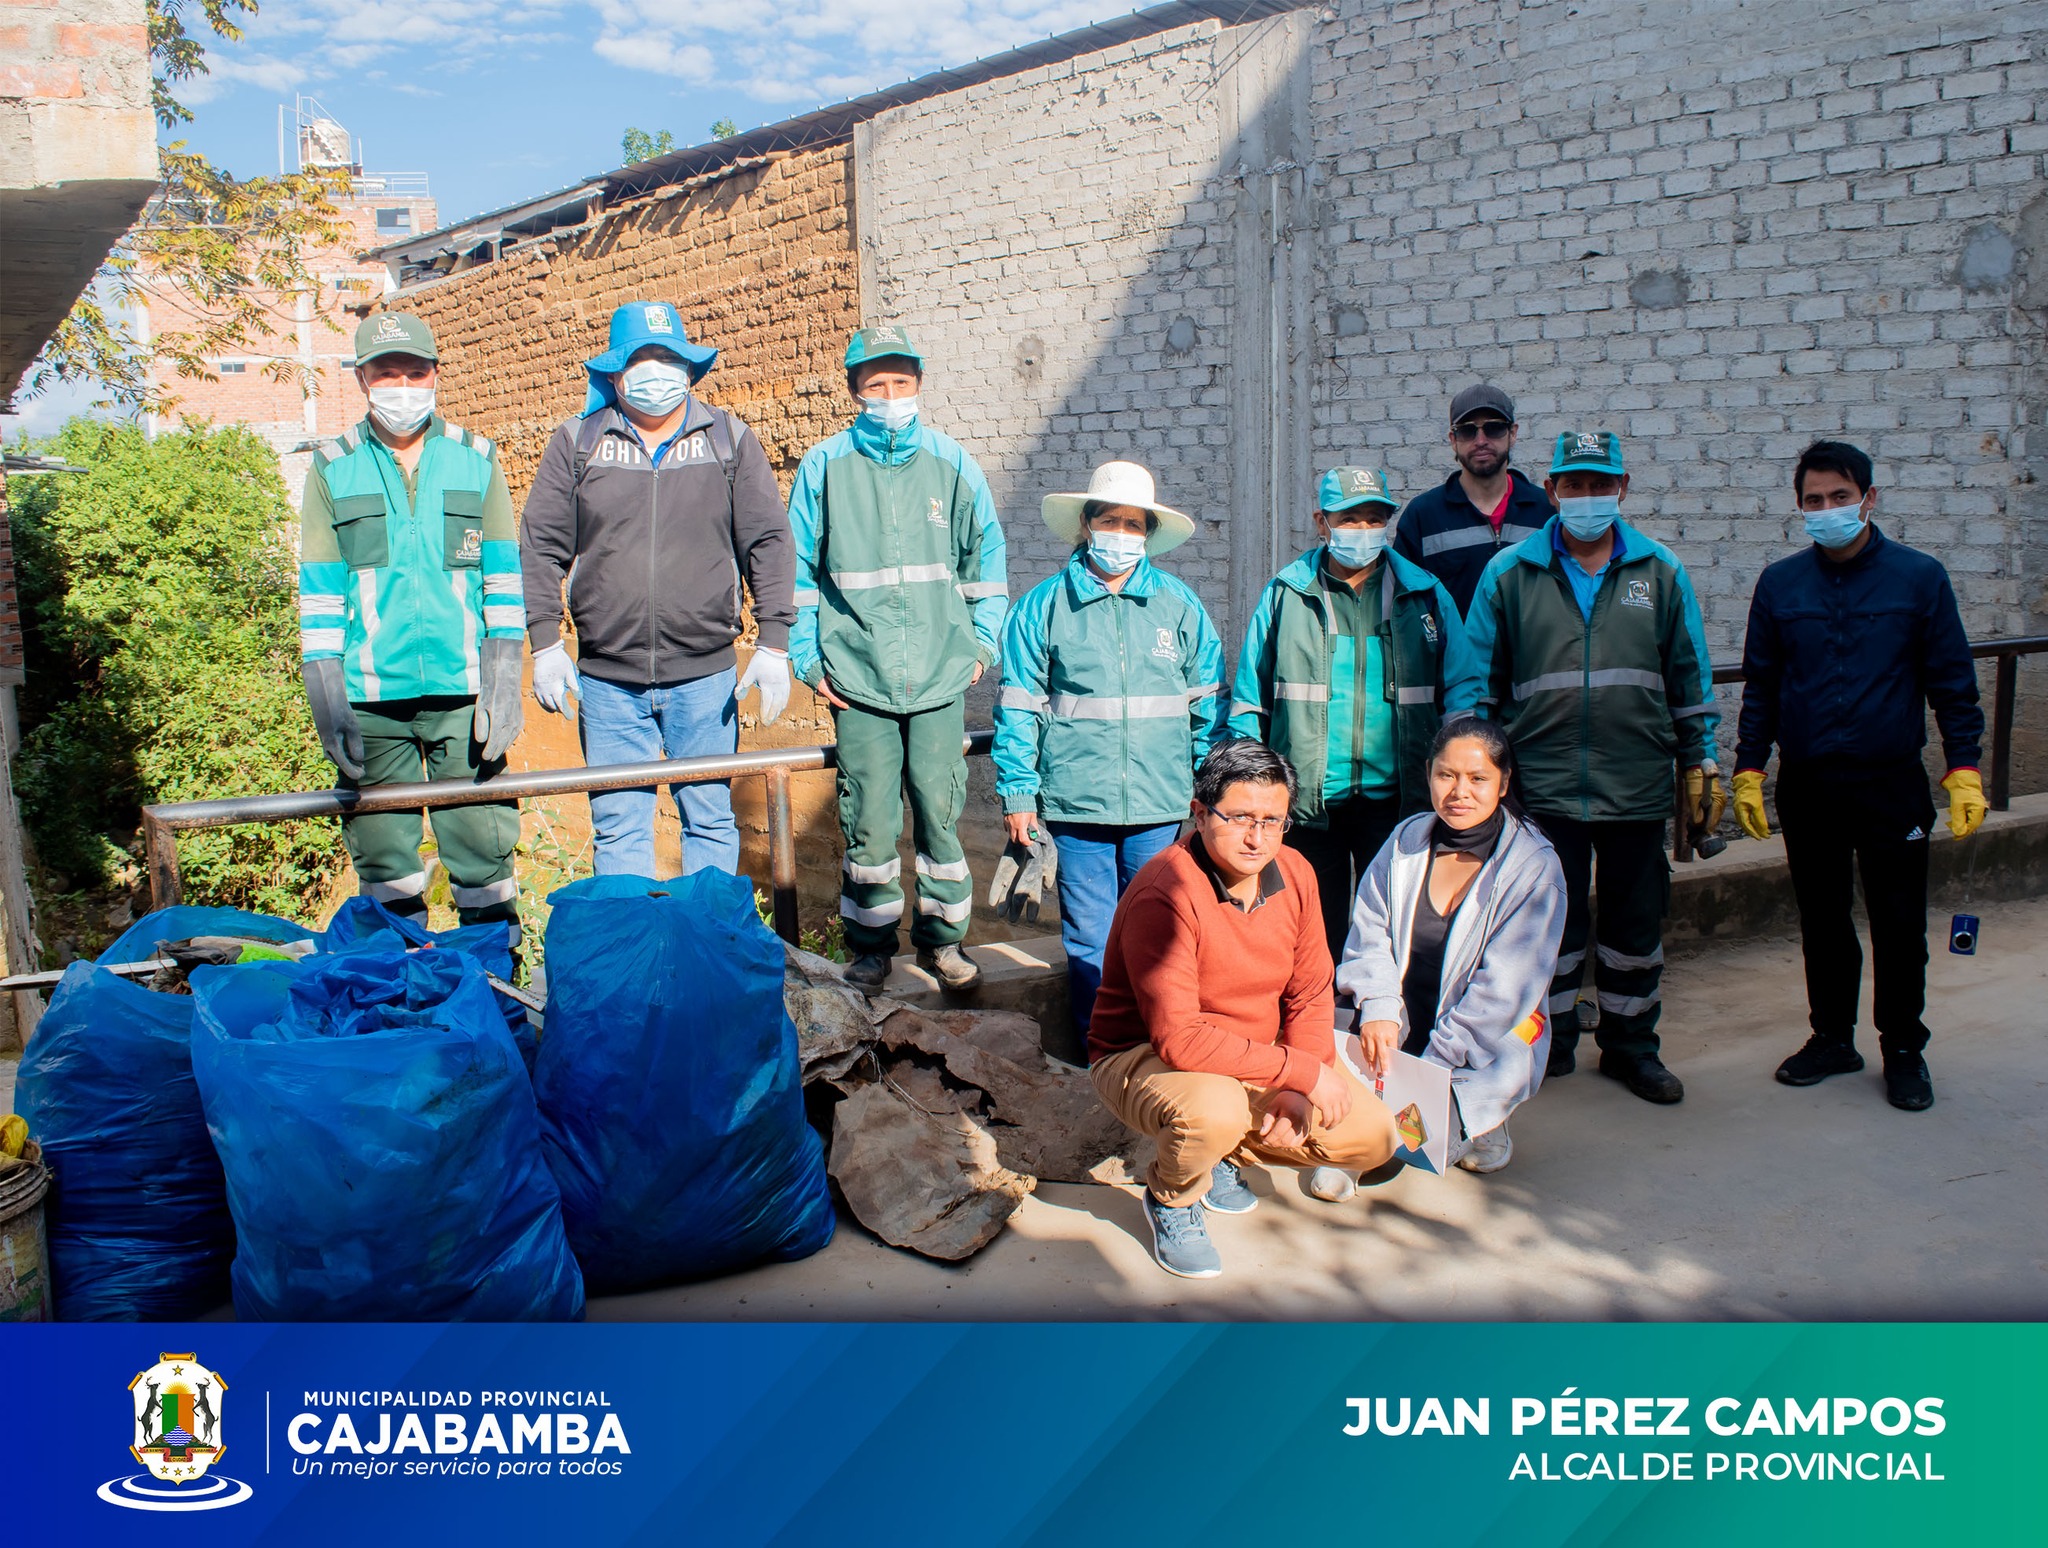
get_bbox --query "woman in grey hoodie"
[1319,718,1567,1194]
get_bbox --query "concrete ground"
[6,896,2043,1323]
[592,894,2048,1323]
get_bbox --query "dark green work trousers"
[342,696,520,927]
[833,697,971,956]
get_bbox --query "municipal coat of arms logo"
[99,1352,252,1511]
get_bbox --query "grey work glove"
[303,656,365,780]
[474,636,526,762]
[986,833,1058,925]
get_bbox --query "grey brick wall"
[860,0,2046,776]
[857,20,1244,622]
[1314,0,2044,656]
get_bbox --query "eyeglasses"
[1207,811,1292,838]
[1453,420,1514,442]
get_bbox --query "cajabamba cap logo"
[99,1352,253,1512]
[644,304,674,334]
[1574,431,1605,457]
[372,316,409,344]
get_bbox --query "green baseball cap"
[1549,429,1625,477]
[1318,466,1397,515]
[844,324,924,372]
[352,312,438,366]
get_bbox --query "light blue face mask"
[1324,521,1391,568]
[1558,495,1621,541]
[1086,530,1147,575]
[1802,501,1867,549]
[860,395,919,433]
[617,358,691,416]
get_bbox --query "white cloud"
[588,1,1113,104]
[193,1,1116,115]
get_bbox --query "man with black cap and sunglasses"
[1392,383,1554,618]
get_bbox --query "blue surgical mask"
[1324,523,1391,569]
[1558,496,1621,541]
[860,394,919,434]
[1087,530,1147,575]
[617,358,691,416]
[1802,501,1867,549]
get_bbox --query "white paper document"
[1335,1033,1455,1176]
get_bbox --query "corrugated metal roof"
[370,0,1308,276]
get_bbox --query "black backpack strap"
[570,411,609,489]
[706,406,738,493]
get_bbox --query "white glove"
[531,640,580,716]
[736,645,791,727]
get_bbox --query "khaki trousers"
[1091,1045,1397,1208]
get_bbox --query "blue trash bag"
[320,897,534,1063]
[100,904,316,965]
[190,947,583,1321]
[534,871,834,1292]
[15,963,240,1320]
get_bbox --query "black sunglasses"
[1453,420,1514,442]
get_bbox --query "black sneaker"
[1776,1034,1865,1086]
[1597,1050,1684,1104]
[1883,1052,1934,1111]
[1546,1041,1576,1078]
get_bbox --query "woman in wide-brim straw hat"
[991,460,1226,1056]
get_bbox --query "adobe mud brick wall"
[397,145,861,502]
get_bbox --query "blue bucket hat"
[582,301,718,414]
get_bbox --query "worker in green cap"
[788,326,1009,993]
[296,312,525,933]
[1229,466,1481,959]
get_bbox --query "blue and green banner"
[7,1322,2037,1540]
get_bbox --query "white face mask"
[617,358,692,417]
[367,384,435,437]
[1087,530,1147,575]
[1324,524,1390,569]
[860,394,919,433]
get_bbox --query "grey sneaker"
[843,952,891,994]
[917,943,982,991]
[1455,1123,1513,1174]
[1303,1166,1358,1202]
[1141,1192,1221,1279]
[1205,1158,1258,1214]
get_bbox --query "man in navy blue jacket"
[1391,383,1555,616]
[1734,441,1986,1112]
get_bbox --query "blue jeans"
[1049,821,1180,1038]
[578,668,739,877]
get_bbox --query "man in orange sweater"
[1090,740,1397,1278]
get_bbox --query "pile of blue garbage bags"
[14,871,833,1321]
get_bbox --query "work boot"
[1142,1192,1221,1279]
[1546,1040,1576,1078]
[917,944,982,991]
[842,952,892,995]
[1776,1033,1865,1087]
[1883,1051,1934,1112]
[1205,1158,1259,1214]
[1598,1050,1685,1104]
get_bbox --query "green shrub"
[10,419,342,917]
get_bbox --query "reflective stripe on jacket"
[787,415,1008,713]
[993,552,1226,826]
[1228,547,1481,825]
[298,417,520,701]
[1463,514,1719,822]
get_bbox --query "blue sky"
[179,0,1120,226]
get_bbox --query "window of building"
[376,207,411,234]
[217,360,247,374]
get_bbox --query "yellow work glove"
[1941,768,1987,839]
[1732,769,1770,840]
[1685,763,1727,832]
